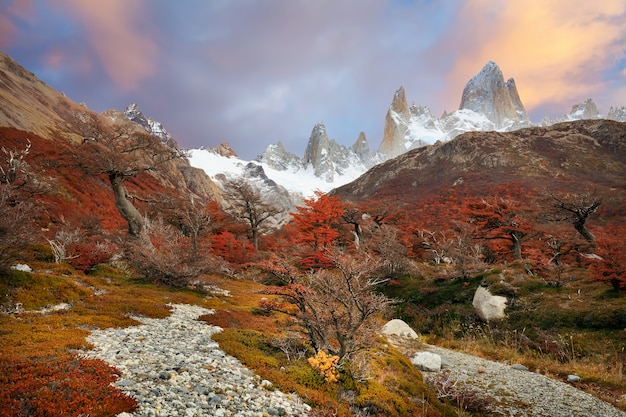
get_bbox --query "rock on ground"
[381,319,419,339]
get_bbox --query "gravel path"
[423,345,626,417]
[85,303,626,417]
[85,304,311,417]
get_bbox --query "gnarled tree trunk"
[109,173,144,238]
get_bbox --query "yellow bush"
[308,350,340,383]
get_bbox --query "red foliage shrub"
[0,355,136,417]
[590,233,626,291]
[288,191,346,268]
[68,240,117,272]
[210,231,256,265]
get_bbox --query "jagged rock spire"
[459,61,530,129]
[379,87,412,158]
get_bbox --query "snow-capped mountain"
[187,140,368,225]
[182,123,373,223]
[124,61,626,211]
[378,61,531,159]
[124,103,175,146]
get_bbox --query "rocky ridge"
[123,103,174,145]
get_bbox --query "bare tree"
[162,196,214,257]
[550,191,601,243]
[0,140,43,269]
[342,205,363,248]
[259,251,395,360]
[125,216,222,287]
[223,179,281,251]
[78,115,183,239]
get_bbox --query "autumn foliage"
[0,355,136,417]
[288,191,346,268]
[590,231,626,291]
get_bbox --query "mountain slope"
[335,119,626,202]
[0,51,221,234]
[333,119,626,248]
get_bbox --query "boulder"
[473,286,507,321]
[381,319,419,339]
[411,351,442,372]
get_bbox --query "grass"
[0,263,211,416]
[1,262,462,417]
[4,257,623,415]
[383,262,626,411]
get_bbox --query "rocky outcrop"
[209,142,238,158]
[258,141,301,171]
[379,87,412,158]
[303,122,333,178]
[459,61,530,129]
[351,131,371,162]
[568,98,600,120]
[607,106,626,122]
[123,103,175,145]
[302,122,370,182]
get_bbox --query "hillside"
[333,119,626,246]
[335,119,626,201]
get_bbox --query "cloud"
[52,0,158,91]
[437,0,626,117]
[0,0,34,48]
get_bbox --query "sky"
[2,0,626,160]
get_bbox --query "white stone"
[381,319,419,339]
[567,374,581,383]
[473,286,507,321]
[411,351,442,372]
[11,263,32,272]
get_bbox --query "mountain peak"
[209,142,238,158]
[123,103,174,144]
[459,61,530,129]
[258,141,301,171]
[303,122,332,175]
[390,86,410,117]
[569,99,599,120]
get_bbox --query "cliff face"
[459,61,530,129]
[379,87,412,159]
[377,62,533,160]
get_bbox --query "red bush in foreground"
[0,355,136,417]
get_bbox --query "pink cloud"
[437,0,626,115]
[0,0,34,48]
[53,0,158,91]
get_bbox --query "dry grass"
[0,262,218,416]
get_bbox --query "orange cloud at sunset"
[54,0,158,91]
[441,0,626,115]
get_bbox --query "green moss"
[10,273,89,310]
[285,361,326,389]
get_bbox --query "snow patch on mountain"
[188,147,362,198]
